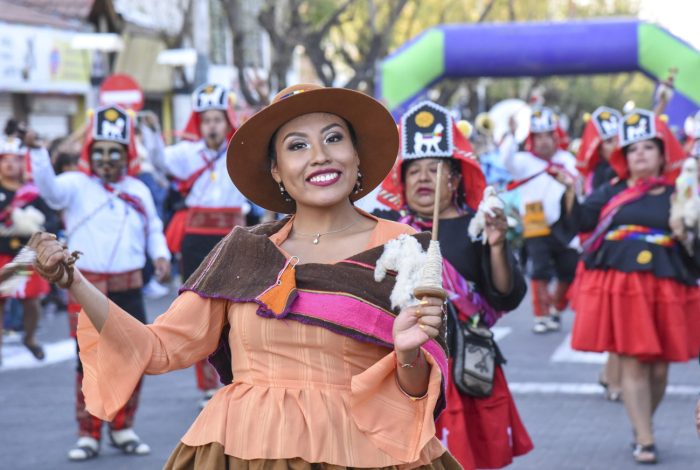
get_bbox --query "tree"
[220,0,648,133]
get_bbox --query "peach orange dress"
[76,216,459,469]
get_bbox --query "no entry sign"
[99,74,144,111]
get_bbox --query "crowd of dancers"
[2,79,700,468]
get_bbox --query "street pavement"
[1,288,699,470]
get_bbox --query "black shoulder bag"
[446,300,503,398]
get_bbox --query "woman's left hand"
[669,214,686,240]
[393,296,444,353]
[154,257,171,282]
[485,207,508,247]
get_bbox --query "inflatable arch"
[378,20,700,127]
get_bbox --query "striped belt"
[604,225,675,247]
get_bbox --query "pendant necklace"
[293,219,360,245]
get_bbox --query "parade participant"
[555,109,700,464]
[164,83,248,405]
[577,107,622,194]
[684,110,700,158]
[575,106,624,402]
[0,137,58,364]
[29,84,458,469]
[28,105,171,461]
[502,107,579,333]
[375,101,532,469]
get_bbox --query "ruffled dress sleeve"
[77,291,227,421]
[349,348,444,464]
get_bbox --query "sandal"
[598,375,622,401]
[632,443,658,464]
[23,340,45,360]
[605,389,622,402]
[109,429,151,455]
[67,437,99,461]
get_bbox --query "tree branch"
[508,0,517,21]
[477,0,497,22]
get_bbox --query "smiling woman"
[28,84,460,469]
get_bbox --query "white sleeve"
[141,187,171,262]
[29,148,77,210]
[499,134,525,179]
[141,126,168,177]
[164,142,194,180]
[564,152,580,177]
[501,150,530,179]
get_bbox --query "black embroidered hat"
[400,101,454,160]
[192,83,230,112]
[93,105,130,144]
[591,106,622,140]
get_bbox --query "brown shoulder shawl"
[180,217,448,417]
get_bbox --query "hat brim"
[227,88,398,213]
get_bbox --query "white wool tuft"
[7,206,45,236]
[468,186,505,244]
[374,234,427,310]
[671,157,700,254]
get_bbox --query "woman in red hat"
[376,101,532,470]
[574,106,624,402]
[555,109,700,464]
[28,85,459,469]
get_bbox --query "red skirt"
[571,268,700,362]
[0,253,50,300]
[165,209,189,254]
[435,363,534,470]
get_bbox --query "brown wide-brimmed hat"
[227,83,398,213]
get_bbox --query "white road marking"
[0,338,75,372]
[551,333,607,364]
[509,382,700,396]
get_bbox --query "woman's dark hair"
[267,118,358,165]
[401,158,467,210]
[622,137,664,157]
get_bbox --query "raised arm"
[29,148,79,210]
[499,133,526,179]
[550,166,610,234]
[30,232,226,421]
[164,141,195,180]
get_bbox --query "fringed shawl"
[180,217,449,418]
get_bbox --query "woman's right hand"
[547,165,575,189]
[29,232,78,286]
